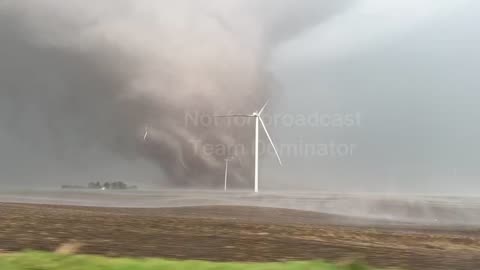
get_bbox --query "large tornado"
[0,0,352,187]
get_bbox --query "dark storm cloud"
[0,0,353,187]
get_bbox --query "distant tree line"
[61,181,138,190]
[87,181,137,190]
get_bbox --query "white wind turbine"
[223,157,234,192]
[217,101,282,193]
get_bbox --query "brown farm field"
[1,203,480,270]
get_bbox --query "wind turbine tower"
[217,101,282,193]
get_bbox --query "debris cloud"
[0,0,352,187]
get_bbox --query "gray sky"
[267,0,480,194]
[0,0,479,194]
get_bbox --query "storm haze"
[0,0,352,188]
[0,1,479,194]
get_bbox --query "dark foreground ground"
[1,203,479,270]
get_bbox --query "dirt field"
[1,203,479,270]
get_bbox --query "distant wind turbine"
[216,101,282,193]
[224,157,234,192]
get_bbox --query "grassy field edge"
[0,251,375,270]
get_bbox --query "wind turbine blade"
[259,116,282,165]
[215,114,253,118]
[258,100,269,116]
[143,127,148,141]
